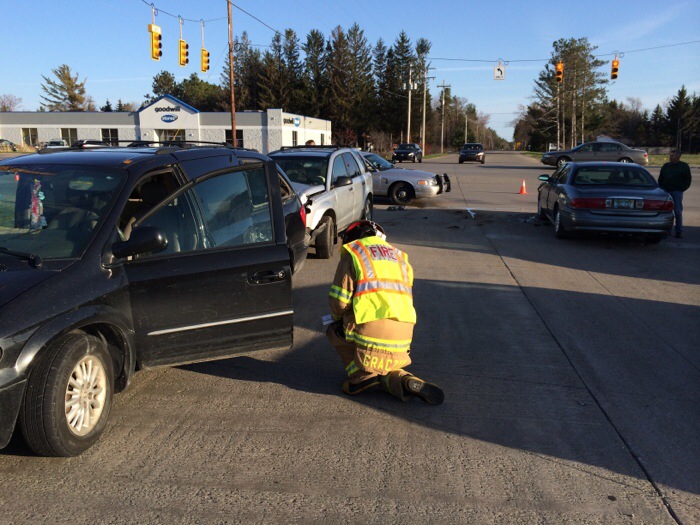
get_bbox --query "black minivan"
[0,144,302,456]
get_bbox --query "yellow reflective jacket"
[343,236,416,325]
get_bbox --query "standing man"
[658,148,692,238]
[326,220,444,405]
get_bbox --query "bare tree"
[0,94,22,111]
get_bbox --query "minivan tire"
[19,333,114,457]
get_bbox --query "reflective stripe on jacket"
[344,236,417,325]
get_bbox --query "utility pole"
[227,0,236,145]
[464,108,468,143]
[407,70,413,143]
[437,81,450,154]
[421,62,434,154]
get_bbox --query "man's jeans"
[668,191,684,235]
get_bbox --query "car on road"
[0,139,18,152]
[0,142,299,456]
[270,146,373,259]
[540,140,648,167]
[458,143,485,164]
[537,161,673,242]
[392,143,423,163]
[361,151,450,205]
[43,139,69,149]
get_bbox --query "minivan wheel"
[315,216,335,259]
[19,333,114,457]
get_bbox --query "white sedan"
[361,152,450,205]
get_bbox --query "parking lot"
[1,151,698,524]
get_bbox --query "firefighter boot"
[342,376,381,395]
[380,370,414,401]
[401,375,445,406]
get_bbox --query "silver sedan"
[362,152,450,205]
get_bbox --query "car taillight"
[644,152,648,158]
[299,203,307,226]
[643,199,674,211]
[569,197,607,209]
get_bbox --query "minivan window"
[0,165,125,258]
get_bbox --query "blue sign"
[161,114,178,123]
[294,117,300,127]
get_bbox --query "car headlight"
[417,179,437,186]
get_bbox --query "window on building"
[101,128,119,146]
[225,129,244,147]
[21,128,38,147]
[292,130,298,147]
[158,129,185,142]
[61,128,78,146]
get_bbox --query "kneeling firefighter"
[326,220,444,405]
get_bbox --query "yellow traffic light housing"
[201,48,210,73]
[179,39,189,67]
[555,62,564,83]
[148,24,162,61]
[611,58,619,80]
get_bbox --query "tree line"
[513,37,700,153]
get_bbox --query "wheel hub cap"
[65,356,107,436]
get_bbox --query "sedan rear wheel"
[554,208,568,239]
[619,157,632,163]
[557,156,571,168]
[537,196,548,221]
[19,333,114,456]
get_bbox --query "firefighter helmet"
[343,220,385,244]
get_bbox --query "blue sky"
[1,0,698,140]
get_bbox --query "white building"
[0,95,332,153]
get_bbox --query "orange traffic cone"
[518,179,528,195]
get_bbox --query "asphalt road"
[1,152,697,524]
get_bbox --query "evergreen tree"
[283,29,304,114]
[40,64,90,111]
[347,23,374,142]
[373,38,389,131]
[258,33,288,110]
[100,100,113,112]
[221,32,263,111]
[325,26,353,133]
[666,86,695,149]
[301,29,327,118]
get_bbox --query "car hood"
[379,167,438,180]
[0,268,56,309]
[290,182,326,200]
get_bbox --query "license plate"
[612,198,634,209]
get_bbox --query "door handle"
[249,269,287,284]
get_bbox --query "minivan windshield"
[0,164,125,259]
[271,156,329,187]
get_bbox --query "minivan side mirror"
[112,226,168,258]
[538,174,551,182]
[334,176,353,188]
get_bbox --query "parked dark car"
[537,161,673,242]
[0,139,18,152]
[458,143,485,164]
[392,143,423,163]
[0,143,298,456]
[541,140,648,167]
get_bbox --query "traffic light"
[555,62,564,83]
[201,48,210,73]
[148,24,162,61]
[611,58,619,80]
[179,39,189,67]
